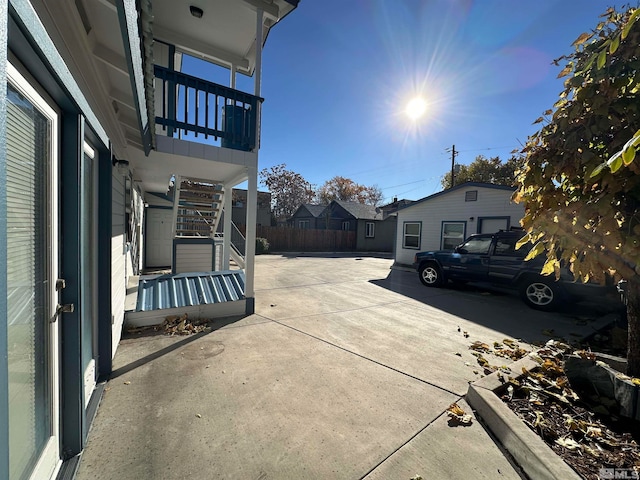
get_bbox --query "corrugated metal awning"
[135,271,245,312]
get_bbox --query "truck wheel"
[519,277,560,311]
[419,263,443,287]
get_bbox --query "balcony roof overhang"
[150,0,299,76]
[34,0,297,159]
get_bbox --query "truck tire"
[519,277,561,311]
[419,262,444,287]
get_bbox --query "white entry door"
[145,208,174,267]
[6,63,61,480]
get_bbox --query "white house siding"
[174,243,214,273]
[111,170,127,357]
[395,185,525,266]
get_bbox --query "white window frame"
[403,221,421,249]
[365,222,375,238]
[7,61,62,480]
[441,221,466,250]
[342,221,350,231]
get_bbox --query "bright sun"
[405,97,427,120]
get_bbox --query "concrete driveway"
[76,254,613,480]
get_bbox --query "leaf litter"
[126,313,210,336]
[459,326,640,478]
[499,341,640,479]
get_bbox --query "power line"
[379,179,425,189]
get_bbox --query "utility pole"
[446,145,458,188]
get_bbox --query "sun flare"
[405,97,427,120]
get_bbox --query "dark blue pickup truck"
[412,230,611,310]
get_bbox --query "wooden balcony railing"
[154,65,262,151]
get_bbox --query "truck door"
[488,235,528,283]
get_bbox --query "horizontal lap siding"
[395,186,524,265]
[174,244,214,273]
[111,171,126,356]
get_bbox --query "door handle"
[51,303,74,323]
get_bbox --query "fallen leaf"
[469,341,491,352]
[586,426,603,438]
[124,381,131,385]
[196,413,202,418]
[454,352,462,357]
[463,331,469,338]
[447,403,465,416]
[446,403,473,426]
[555,437,581,450]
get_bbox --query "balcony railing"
[154,65,262,151]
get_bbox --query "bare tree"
[259,164,314,222]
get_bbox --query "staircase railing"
[213,222,246,269]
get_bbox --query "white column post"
[244,9,263,314]
[245,167,258,307]
[222,185,232,270]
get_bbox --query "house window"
[441,222,465,250]
[403,222,421,249]
[342,221,350,231]
[298,220,309,229]
[465,190,478,202]
[365,222,375,238]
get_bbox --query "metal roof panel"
[135,271,245,312]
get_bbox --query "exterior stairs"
[173,176,223,237]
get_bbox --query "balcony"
[154,65,263,152]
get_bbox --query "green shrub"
[256,237,270,254]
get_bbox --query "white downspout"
[244,8,263,310]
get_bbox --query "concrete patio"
[76,253,617,479]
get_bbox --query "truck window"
[494,238,517,256]
[459,237,492,254]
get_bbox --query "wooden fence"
[255,226,356,252]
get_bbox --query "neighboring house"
[394,182,525,266]
[0,1,298,479]
[288,203,326,229]
[379,197,414,216]
[321,200,397,252]
[231,189,273,227]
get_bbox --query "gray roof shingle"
[333,200,383,220]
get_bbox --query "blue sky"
[187,0,633,204]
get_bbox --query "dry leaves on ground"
[126,313,210,336]
[502,342,640,479]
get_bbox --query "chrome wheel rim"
[422,267,438,284]
[525,282,554,306]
